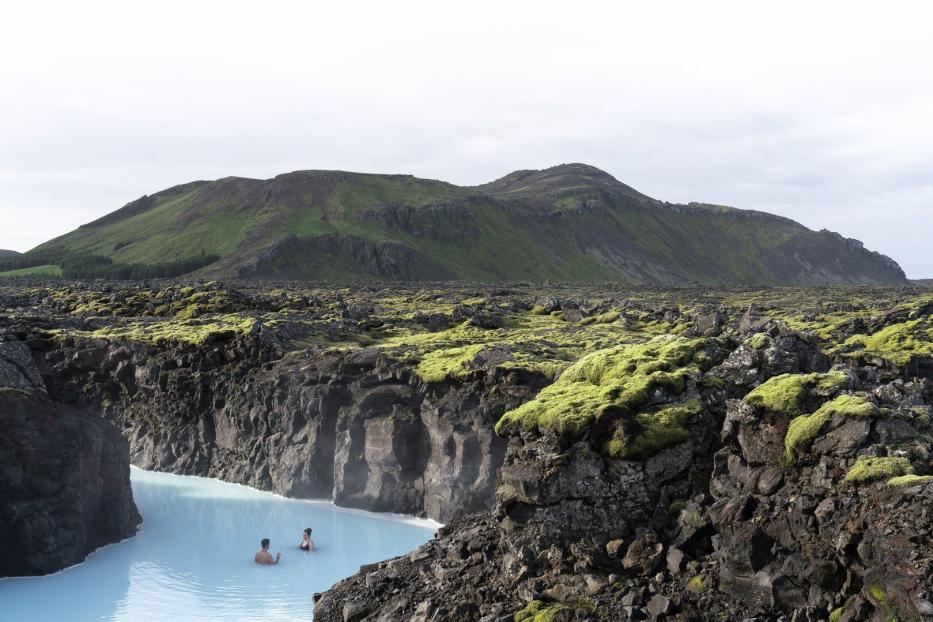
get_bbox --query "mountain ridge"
[26,164,907,285]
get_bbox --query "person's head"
[304,528,312,537]
[261,538,270,550]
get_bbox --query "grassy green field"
[0,264,62,278]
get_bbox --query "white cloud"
[0,0,930,276]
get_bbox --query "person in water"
[299,527,315,552]
[254,538,281,565]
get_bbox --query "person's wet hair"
[261,538,270,549]
[304,528,312,536]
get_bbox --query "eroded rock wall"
[0,338,140,577]
[312,327,933,622]
[29,332,544,522]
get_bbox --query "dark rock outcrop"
[313,328,933,621]
[232,233,457,281]
[31,332,546,522]
[0,337,140,577]
[3,281,931,619]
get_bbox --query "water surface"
[0,468,437,621]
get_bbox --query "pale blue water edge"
[0,467,438,622]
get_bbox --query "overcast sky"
[1,1,931,276]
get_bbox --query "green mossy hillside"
[782,395,880,465]
[25,164,908,284]
[495,336,710,451]
[743,372,848,417]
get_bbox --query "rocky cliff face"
[3,281,932,619]
[232,233,457,281]
[0,337,140,577]
[313,311,933,621]
[26,328,546,522]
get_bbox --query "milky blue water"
[0,467,437,622]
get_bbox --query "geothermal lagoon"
[0,468,437,621]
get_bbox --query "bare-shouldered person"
[254,538,281,565]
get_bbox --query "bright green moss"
[748,332,771,350]
[867,583,898,622]
[606,399,701,459]
[887,474,933,488]
[414,344,486,383]
[175,304,203,319]
[514,600,566,622]
[496,336,708,446]
[76,315,257,345]
[686,575,709,593]
[376,306,642,383]
[699,374,725,390]
[578,310,620,326]
[47,284,242,319]
[743,372,848,417]
[841,319,933,366]
[782,395,880,465]
[845,456,913,485]
[828,607,843,622]
[400,323,575,383]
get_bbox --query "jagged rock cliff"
[312,304,933,621]
[0,337,140,577]
[24,327,547,522]
[2,281,932,619]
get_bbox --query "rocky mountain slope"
[0,336,140,577]
[0,249,21,258]
[26,164,906,284]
